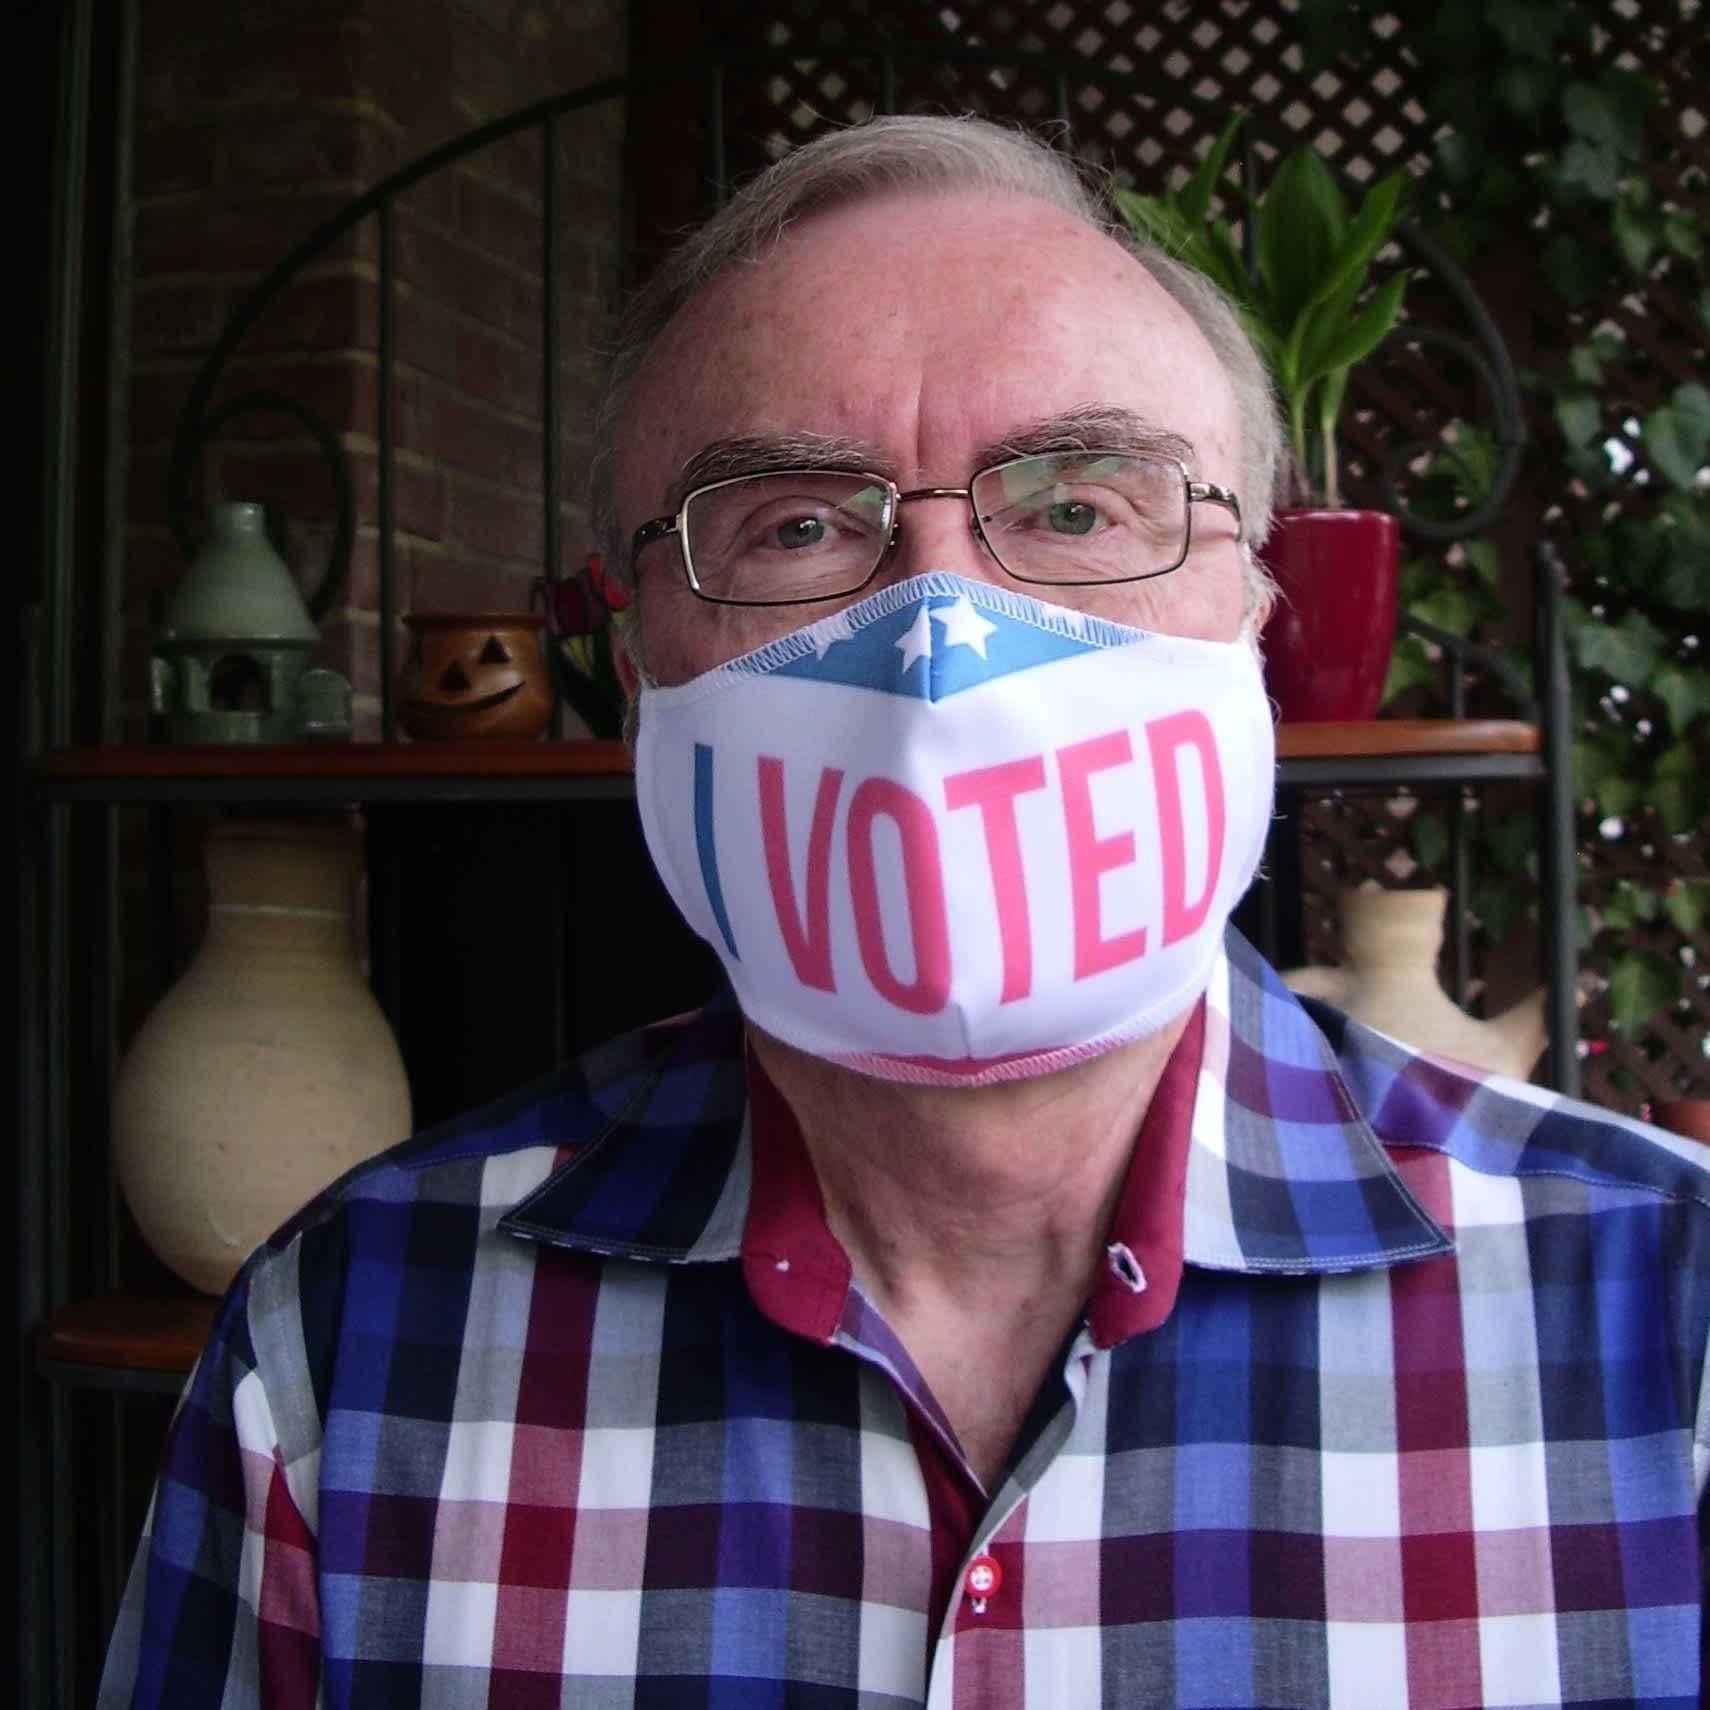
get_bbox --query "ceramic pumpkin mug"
[397,611,552,741]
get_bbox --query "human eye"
[687,473,888,599]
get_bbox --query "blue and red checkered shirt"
[101,930,1710,1707]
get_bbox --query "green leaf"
[1572,609,1666,684]
[1607,949,1681,1034]
[1497,59,1560,119]
[1596,773,1641,818]
[1567,344,1605,386]
[1381,634,1440,704]
[1651,776,1702,836]
[1563,80,1646,159]
[1652,662,1710,737]
[1663,882,1710,937]
[1463,536,1502,587]
[1540,235,1604,303]
[1258,146,1350,329]
[1560,140,1622,201]
[1664,209,1704,263]
[1297,271,1411,387]
[1177,112,1246,228]
[1484,815,1536,873]
[1554,391,1603,448]
[1490,0,1564,59]
[1412,811,1450,872]
[1646,384,1710,489]
[1612,198,1659,271]
[1699,287,1710,330]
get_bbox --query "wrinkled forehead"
[613,188,1240,520]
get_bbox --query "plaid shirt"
[102,930,1710,1708]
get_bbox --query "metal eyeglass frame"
[629,450,1244,607]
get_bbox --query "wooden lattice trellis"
[639,0,1710,1112]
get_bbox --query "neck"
[750,1015,1191,1312]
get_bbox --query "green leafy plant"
[1299,0,1710,1071]
[1114,113,1411,507]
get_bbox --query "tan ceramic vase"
[112,821,412,1295]
[1283,885,1548,1081]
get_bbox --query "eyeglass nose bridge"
[882,484,993,567]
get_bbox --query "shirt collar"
[502,933,1450,1283]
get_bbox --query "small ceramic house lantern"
[150,501,352,743]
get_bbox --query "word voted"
[696,711,1227,1016]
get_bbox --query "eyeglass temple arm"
[1188,480,1243,544]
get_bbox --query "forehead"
[615,188,1239,515]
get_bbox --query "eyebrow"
[671,408,1199,503]
[674,433,881,503]
[979,408,1196,470]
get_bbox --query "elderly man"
[103,115,1710,1708]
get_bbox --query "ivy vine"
[1305,0,1710,1060]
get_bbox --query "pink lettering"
[846,778,952,1015]
[1147,711,1225,947]
[759,757,842,992]
[1059,730,1147,979]
[944,756,1048,1003]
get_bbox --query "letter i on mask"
[635,572,1275,1086]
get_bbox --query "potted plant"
[1115,115,1412,722]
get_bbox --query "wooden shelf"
[35,1292,215,1388]
[30,721,1542,804]
[31,739,637,802]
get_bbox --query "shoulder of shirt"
[1298,989,1710,1215]
[251,988,748,1261]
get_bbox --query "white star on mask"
[895,604,936,673]
[931,594,999,658]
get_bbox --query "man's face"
[615,188,1249,687]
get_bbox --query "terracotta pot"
[1650,1099,1710,1145]
[398,612,551,741]
[1258,507,1401,723]
[112,821,412,1294]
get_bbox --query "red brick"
[394,218,514,334]
[216,442,351,533]
[412,384,540,490]
[243,271,374,353]
[401,548,514,619]
[217,355,380,439]
[454,324,541,420]
[134,123,219,197]
[131,280,229,357]
[133,190,374,278]
[221,108,368,189]
[126,450,174,529]
[393,291,463,387]
[446,476,547,566]
[128,365,199,449]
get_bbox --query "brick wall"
[118,0,627,738]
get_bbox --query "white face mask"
[635,572,1275,1086]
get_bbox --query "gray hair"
[587,112,1280,616]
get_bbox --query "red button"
[964,1554,1003,1601]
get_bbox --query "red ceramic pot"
[1257,508,1401,724]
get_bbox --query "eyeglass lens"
[681,452,1189,604]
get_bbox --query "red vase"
[1258,508,1401,723]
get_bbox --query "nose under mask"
[632,572,1276,1085]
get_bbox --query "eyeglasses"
[630,450,1243,607]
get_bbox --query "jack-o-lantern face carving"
[398,613,552,741]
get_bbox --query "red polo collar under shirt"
[739,998,1204,1634]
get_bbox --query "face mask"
[634,572,1275,1086]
